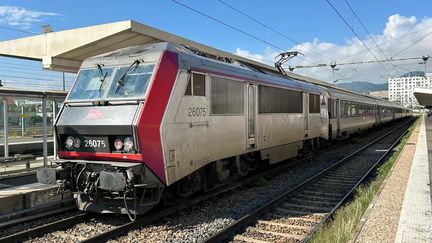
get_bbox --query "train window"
[193,73,206,96]
[309,93,320,113]
[68,67,114,100]
[211,76,244,114]
[107,64,155,99]
[184,73,206,96]
[341,101,347,118]
[334,100,338,118]
[185,75,192,95]
[259,86,302,113]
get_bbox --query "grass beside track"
[309,118,419,243]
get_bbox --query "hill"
[336,81,387,94]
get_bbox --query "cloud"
[0,6,58,30]
[235,14,432,84]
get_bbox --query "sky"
[0,0,432,91]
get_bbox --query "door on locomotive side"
[320,94,329,140]
[246,83,257,149]
[336,99,341,138]
[304,92,309,137]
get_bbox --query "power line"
[170,0,341,77]
[171,0,285,52]
[216,0,335,62]
[343,0,399,76]
[391,30,432,58]
[0,25,38,36]
[325,0,393,77]
[337,26,432,62]
[0,67,73,79]
[0,61,46,71]
[0,74,67,82]
[291,56,425,69]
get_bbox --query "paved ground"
[353,116,432,243]
[353,117,421,243]
[395,116,432,242]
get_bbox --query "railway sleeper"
[282,202,332,213]
[289,197,338,207]
[295,193,342,202]
[267,213,320,226]
[245,227,304,240]
[257,220,312,231]
[254,223,308,236]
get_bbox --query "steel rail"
[80,154,314,243]
[203,118,414,243]
[0,213,88,243]
[0,118,412,243]
[0,149,311,243]
[0,199,76,230]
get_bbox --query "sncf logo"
[86,109,102,119]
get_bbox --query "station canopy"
[0,20,335,88]
[414,87,432,107]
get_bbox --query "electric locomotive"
[37,42,410,219]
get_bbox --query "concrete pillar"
[52,100,57,161]
[3,99,8,158]
[42,96,47,166]
[21,103,25,137]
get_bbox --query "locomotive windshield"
[68,63,155,101]
[68,67,114,100]
[107,64,155,99]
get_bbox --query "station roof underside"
[414,88,432,107]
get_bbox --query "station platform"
[353,115,432,243]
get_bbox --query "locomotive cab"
[37,44,177,219]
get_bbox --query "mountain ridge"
[336,81,387,94]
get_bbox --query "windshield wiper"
[114,60,142,95]
[96,63,108,91]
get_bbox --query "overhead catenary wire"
[0,25,38,36]
[290,56,426,69]
[216,0,336,63]
[325,0,393,77]
[0,67,74,79]
[343,0,399,76]
[170,0,341,77]
[391,30,432,58]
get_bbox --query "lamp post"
[422,55,429,74]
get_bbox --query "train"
[37,42,410,220]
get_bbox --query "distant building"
[388,72,432,107]
[369,90,388,100]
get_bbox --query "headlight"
[114,138,123,150]
[65,136,74,149]
[73,138,81,148]
[123,137,134,152]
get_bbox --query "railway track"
[0,152,314,242]
[0,119,413,243]
[204,118,414,243]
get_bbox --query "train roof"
[0,20,404,109]
[82,42,407,109]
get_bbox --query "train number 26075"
[188,107,207,117]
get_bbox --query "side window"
[184,72,206,96]
[193,73,206,96]
[185,75,192,95]
[259,85,303,113]
[308,93,320,113]
[211,76,244,114]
